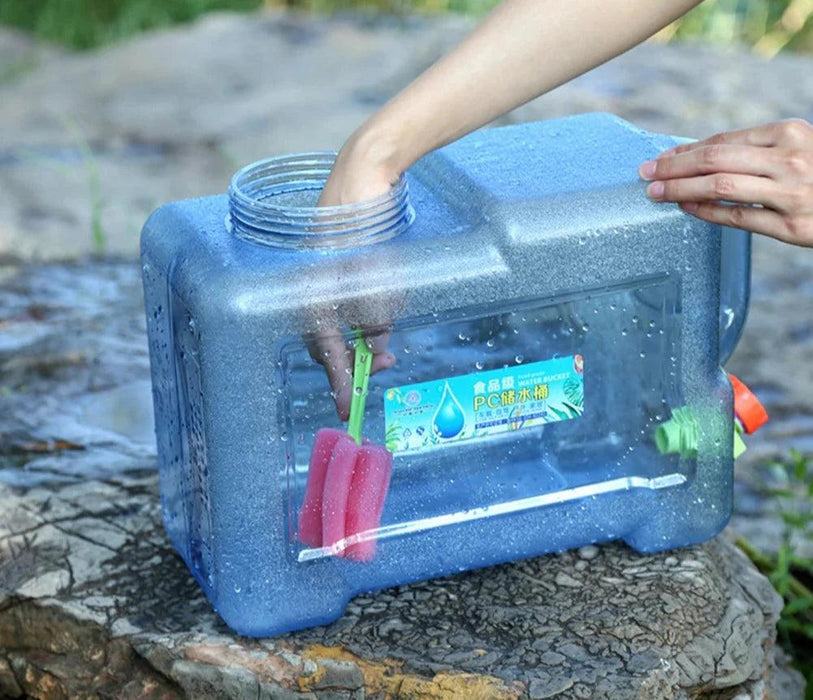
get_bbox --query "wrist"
[342,117,415,184]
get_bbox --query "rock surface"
[1,8,812,699]
[0,262,805,699]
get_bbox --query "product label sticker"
[384,354,584,454]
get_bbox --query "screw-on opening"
[228,152,414,250]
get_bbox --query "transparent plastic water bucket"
[141,113,749,636]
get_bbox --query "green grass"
[0,0,811,53]
[0,0,263,50]
[736,448,813,698]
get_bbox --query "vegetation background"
[0,0,812,54]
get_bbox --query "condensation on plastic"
[141,113,748,637]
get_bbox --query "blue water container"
[141,113,754,637]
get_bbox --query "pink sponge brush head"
[321,433,360,552]
[299,332,392,561]
[298,428,344,547]
[344,444,393,562]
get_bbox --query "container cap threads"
[228,152,414,250]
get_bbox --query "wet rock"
[0,261,805,698]
[528,674,574,699]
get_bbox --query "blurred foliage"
[0,0,263,50]
[736,448,813,698]
[0,0,811,53]
[657,0,813,55]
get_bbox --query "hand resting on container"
[640,119,813,248]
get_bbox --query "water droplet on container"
[486,338,495,348]
[515,355,524,364]
[475,361,484,370]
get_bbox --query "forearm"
[352,0,703,174]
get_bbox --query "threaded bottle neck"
[228,152,414,250]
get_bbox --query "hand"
[317,129,400,207]
[639,119,813,247]
[305,327,396,422]
[306,132,403,421]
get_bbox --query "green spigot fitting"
[732,419,747,459]
[655,406,698,458]
[655,407,748,460]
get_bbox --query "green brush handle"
[348,331,373,446]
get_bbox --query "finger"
[679,201,794,243]
[647,173,787,210]
[360,328,396,376]
[364,329,391,355]
[661,123,788,159]
[640,145,779,182]
[370,351,397,375]
[309,332,353,421]
[358,327,395,374]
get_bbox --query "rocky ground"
[1,8,812,699]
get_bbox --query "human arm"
[318,0,705,206]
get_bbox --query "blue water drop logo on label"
[432,382,465,439]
